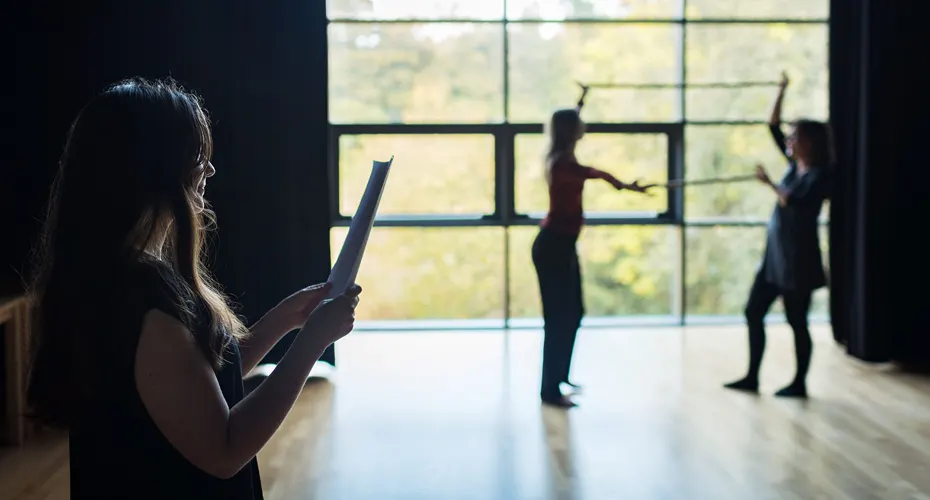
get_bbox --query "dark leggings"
[532,228,584,400]
[744,271,814,384]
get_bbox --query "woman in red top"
[533,86,654,408]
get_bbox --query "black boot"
[774,380,807,398]
[723,376,759,393]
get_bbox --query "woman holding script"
[724,72,832,398]
[27,78,360,498]
[534,85,655,408]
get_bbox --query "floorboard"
[2,325,928,499]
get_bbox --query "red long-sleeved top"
[540,155,614,236]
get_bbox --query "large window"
[326,0,830,326]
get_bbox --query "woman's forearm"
[224,329,329,476]
[588,168,625,190]
[575,84,589,113]
[604,173,624,190]
[769,87,786,125]
[767,181,789,206]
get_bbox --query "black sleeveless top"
[68,261,263,499]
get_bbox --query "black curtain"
[829,0,930,368]
[3,2,335,365]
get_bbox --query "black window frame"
[325,3,830,327]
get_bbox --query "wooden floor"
[2,325,929,499]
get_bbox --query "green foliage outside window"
[327,1,830,321]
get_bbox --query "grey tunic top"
[760,124,829,291]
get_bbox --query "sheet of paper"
[327,156,393,298]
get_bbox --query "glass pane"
[515,133,669,215]
[685,226,766,315]
[685,125,828,220]
[508,225,678,318]
[339,135,494,215]
[507,23,681,123]
[684,225,829,316]
[507,0,683,19]
[686,86,826,123]
[686,0,828,19]
[685,24,828,121]
[331,227,505,320]
[328,23,504,124]
[327,0,504,20]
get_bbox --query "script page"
[327,156,393,298]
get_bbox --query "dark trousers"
[532,228,584,400]
[744,271,814,383]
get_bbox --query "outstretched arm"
[584,166,654,193]
[585,166,623,189]
[768,72,788,126]
[549,154,654,193]
[755,164,827,208]
[768,72,790,158]
[766,181,791,207]
[574,82,590,113]
[755,164,789,205]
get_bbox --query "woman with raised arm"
[533,84,654,408]
[27,78,361,498]
[724,72,832,398]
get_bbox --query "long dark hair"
[545,108,582,182]
[27,78,248,428]
[794,119,835,169]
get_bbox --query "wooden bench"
[0,295,31,445]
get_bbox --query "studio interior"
[2,1,929,499]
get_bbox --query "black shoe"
[774,382,807,398]
[542,395,578,409]
[723,377,759,393]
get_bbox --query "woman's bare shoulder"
[548,152,581,170]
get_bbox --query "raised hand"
[263,282,333,333]
[304,284,362,345]
[779,71,789,90]
[575,81,590,110]
[576,81,590,96]
[755,164,772,185]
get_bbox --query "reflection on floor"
[2,325,930,500]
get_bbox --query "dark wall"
[3,2,334,363]
[830,0,930,368]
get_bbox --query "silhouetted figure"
[26,78,360,498]
[534,86,654,408]
[724,72,833,398]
